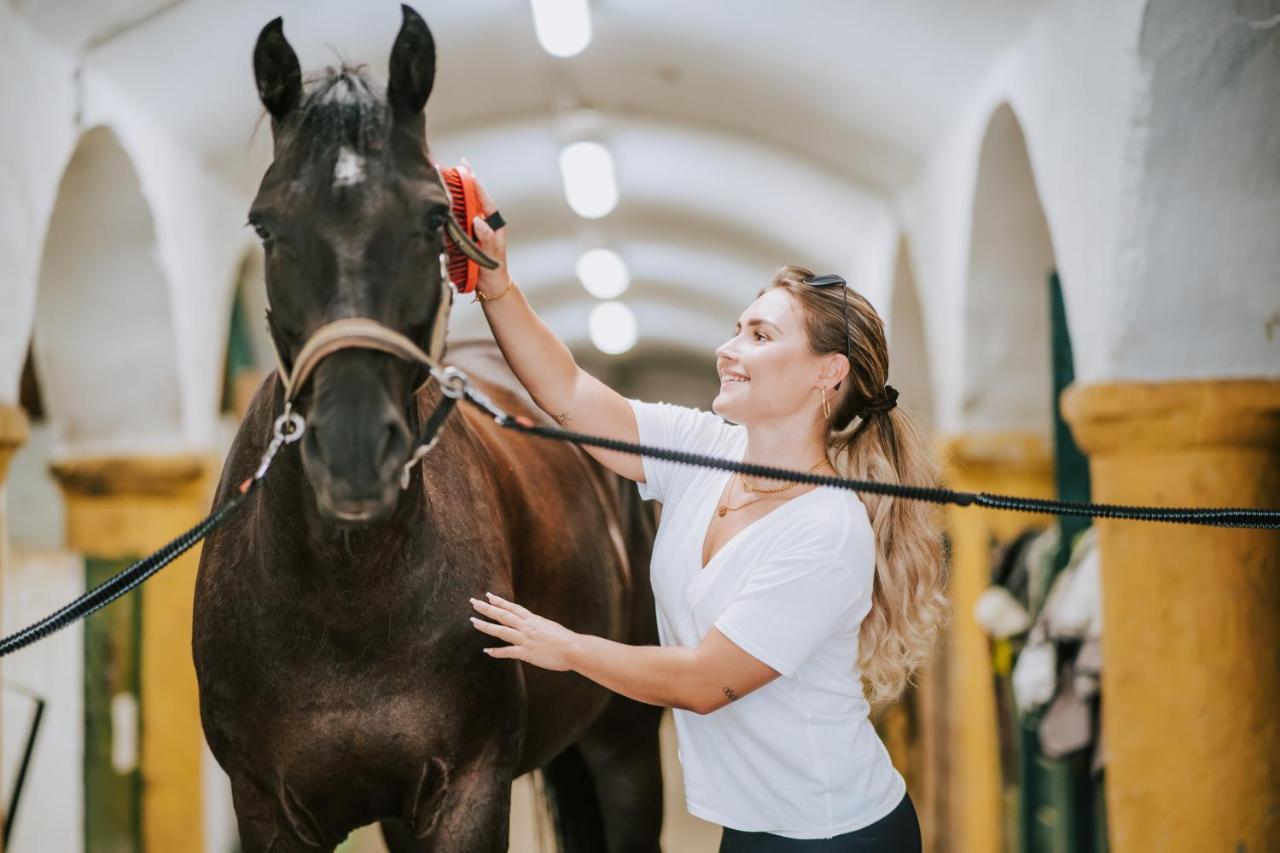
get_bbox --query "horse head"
[248,6,455,526]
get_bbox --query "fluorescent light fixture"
[576,248,630,299]
[589,301,637,355]
[559,141,618,219]
[530,0,592,58]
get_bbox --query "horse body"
[195,342,662,850]
[195,10,664,848]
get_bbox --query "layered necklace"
[716,459,830,517]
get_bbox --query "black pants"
[717,793,921,852]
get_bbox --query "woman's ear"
[821,351,850,391]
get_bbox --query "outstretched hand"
[469,592,578,671]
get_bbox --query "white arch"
[32,126,183,451]
[961,103,1055,435]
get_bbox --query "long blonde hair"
[763,265,948,705]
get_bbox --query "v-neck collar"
[697,461,830,572]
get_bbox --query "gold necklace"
[740,459,829,495]
[717,460,830,517]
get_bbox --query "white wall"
[898,0,1149,432]
[1111,0,1280,381]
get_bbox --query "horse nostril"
[304,420,327,464]
[378,422,395,459]
[379,420,408,464]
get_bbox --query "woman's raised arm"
[468,170,647,484]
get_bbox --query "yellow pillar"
[0,404,29,485]
[1062,379,1280,851]
[937,432,1054,853]
[0,403,31,853]
[51,453,214,853]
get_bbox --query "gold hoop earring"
[820,386,831,421]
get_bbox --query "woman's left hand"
[470,593,578,671]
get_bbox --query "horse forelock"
[284,67,394,188]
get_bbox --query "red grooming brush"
[438,164,484,294]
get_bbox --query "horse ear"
[386,5,436,118]
[254,18,302,121]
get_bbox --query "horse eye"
[426,206,449,232]
[251,222,272,243]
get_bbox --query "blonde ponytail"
[765,266,948,704]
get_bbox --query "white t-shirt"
[628,398,905,839]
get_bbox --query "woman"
[462,172,946,852]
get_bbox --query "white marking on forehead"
[333,146,365,188]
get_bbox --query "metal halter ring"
[273,408,306,443]
[438,366,469,400]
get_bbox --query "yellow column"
[1062,379,1280,852]
[0,404,29,485]
[0,403,32,853]
[937,432,1054,853]
[51,453,214,853]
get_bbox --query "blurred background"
[0,1,1277,851]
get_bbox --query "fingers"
[469,593,535,662]
[469,616,521,645]
[464,159,499,215]
[485,591,531,619]
[473,214,497,244]
[469,596,521,627]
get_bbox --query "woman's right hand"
[464,160,511,298]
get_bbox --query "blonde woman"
[465,175,944,852]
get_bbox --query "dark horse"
[193,8,663,851]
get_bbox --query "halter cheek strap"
[265,253,453,403]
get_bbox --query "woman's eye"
[755,332,769,342]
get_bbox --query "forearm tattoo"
[722,686,740,702]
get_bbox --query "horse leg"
[378,755,514,852]
[575,695,665,853]
[228,772,340,853]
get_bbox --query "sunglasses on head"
[801,273,850,362]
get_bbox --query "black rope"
[413,392,459,449]
[0,480,259,658]
[466,396,1280,530]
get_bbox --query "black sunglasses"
[801,273,850,362]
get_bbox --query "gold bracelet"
[474,278,514,305]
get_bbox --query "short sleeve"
[627,399,740,504]
[712,520,869,677]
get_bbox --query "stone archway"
[962,103,1055,436]
[32,126,182,449]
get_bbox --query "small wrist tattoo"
[722,686,740,702]
[553,412,572,427]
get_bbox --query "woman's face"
[712,288,827,426]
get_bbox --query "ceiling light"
[559,141,618,219]
[589,301,637,355]
[530,0,592,58]
[576,248,630,299]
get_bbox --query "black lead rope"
[0,482,259,658]
[458,390,1280,530]
[4,375,1278,659]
